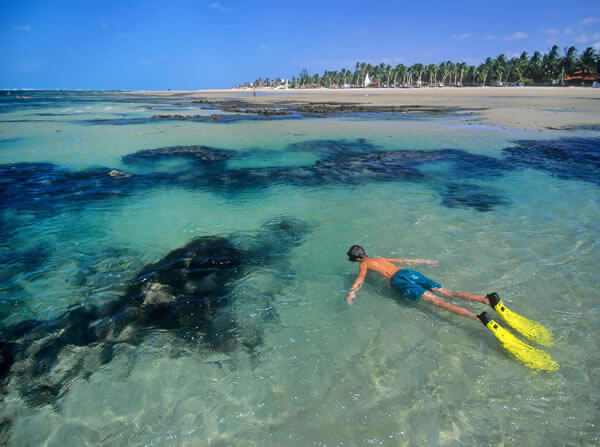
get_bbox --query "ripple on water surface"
[0,92,599,446]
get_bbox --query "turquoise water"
[1,91,599,446]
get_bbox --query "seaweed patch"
[503,137,600,185]
[77,113,301,126]
[439,182,510,212]
[1,137,598,221]
[0,137,22,145]
[0,163,143,217]
[0,216,311,406]
[122,145,236,165]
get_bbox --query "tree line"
[240,45,599,89]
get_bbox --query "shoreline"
[131,86,600,131]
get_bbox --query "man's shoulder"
[364,257,388,267]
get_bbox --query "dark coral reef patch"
[0,216,311,406]
[2,137,598,220]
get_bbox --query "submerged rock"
[503,137,600,185]
[0,216,311,407]
[108,169,131,178]
[122,145,235,165]
[217,100,474,117]
[439,182,510,212]
[2,137,598,223]
[0,162,144,216]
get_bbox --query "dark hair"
[347,245,367,261]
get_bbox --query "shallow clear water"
[1,91,599,446]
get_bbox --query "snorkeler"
[345,245,493,318]
[345,245,558,371]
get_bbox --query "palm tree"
[438,61,447,85]
[544,45,561,84]
[374,62,385,85]
[580,47,597,72]
[426,64,438,86]
[299,68,310,87]
[412,63,424,86]
[446,61,456,85]
[311,73,320,86]
[393,64,406,87]
[528,51,543,82]
[480,58,493,86]
[467,65,479,86]
[580,47,598,82]
[560,46,578,84]
[505,57,520,83]
[494,54,507,84]
[384,64,392,87]
[354,62,362,87]
[456,62,467,86]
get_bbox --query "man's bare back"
[345,245,490,319]
[359,257,433,279]
[346,255,437,305]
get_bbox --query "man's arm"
[386,258,438,265]
[346,262,368,305]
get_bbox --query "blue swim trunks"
[391,269,441,301]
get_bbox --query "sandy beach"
[133,86,600,131]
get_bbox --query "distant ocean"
[1,91,599,446]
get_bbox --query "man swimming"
[345,244,496,321]
[344,245,560,371]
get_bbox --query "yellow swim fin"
[477,312,559,372]
[487,293,554,347]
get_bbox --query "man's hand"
[346,291,356,305]
[410,259,439,265]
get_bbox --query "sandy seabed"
[133,86,600,131]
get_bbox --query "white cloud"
[504,31,529,40]
[575,31,600,44]
[140,59,151,64]
[13,25,31,32]
[485,34,496,40]
[209,2,232,12]
[100,21,110,29]
[558,19,600,46]
[594,41,600,50]
[581,17,599,25]
[452,33,473,40]
[259,43,267,49]
[543,28,560,35]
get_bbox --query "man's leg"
[433,288,490,305]
[421,291,479,321]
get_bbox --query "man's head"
[347,245,367,262]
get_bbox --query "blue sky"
[1,0,599,89]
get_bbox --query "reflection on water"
[0,92,599,446]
